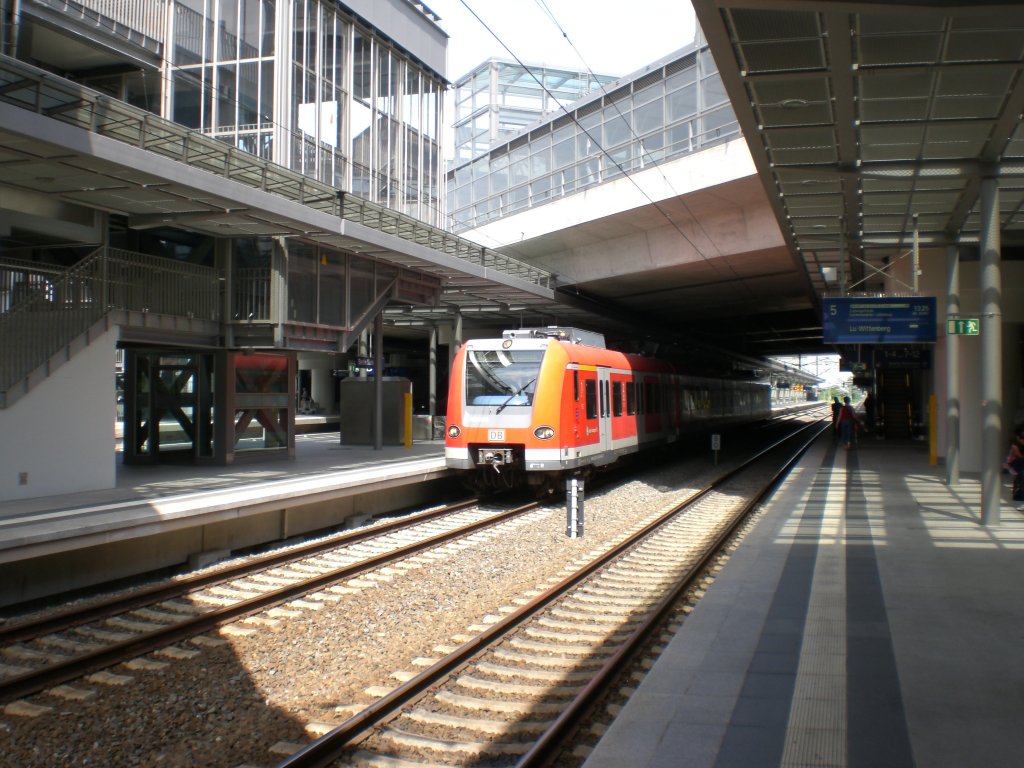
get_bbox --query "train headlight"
[447,424,461,439]
[534,426,555,440]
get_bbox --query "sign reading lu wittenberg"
[822,297,937,344]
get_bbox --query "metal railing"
[1,258,65,314]
[30,0,164,52]
[0,247,220,396]
[234,268,271,321]
[0,55,556,291]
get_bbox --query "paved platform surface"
[583,435,1024,768]
[1,403,817,561]
[0,435,447,562]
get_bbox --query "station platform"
[583,435,1024,768]
[0,435,448,609]
[3,403,817,569]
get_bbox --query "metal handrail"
[0,55,556,291]
[31,0,164,50]
[0,247,220,394]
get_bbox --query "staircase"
[1,248,221,409]
[877,370,913,439]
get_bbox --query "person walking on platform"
[1004,430,1024,509]
[831,396,842,438]
[862,392,875,433]
[837,396,856,449]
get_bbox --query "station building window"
[169,0,443,225]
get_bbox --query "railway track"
[0,498,543,709]
[276,419,829,768]
[1,411,828,766]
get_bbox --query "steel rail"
[0,500,537,705]
[0,499,479,645]
[516,419,831,766]
[274,418,830,768]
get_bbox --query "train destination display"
[822,297,936,344]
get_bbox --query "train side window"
[573,369,579,401]
[626,382,636,415]
[645,382,655,413]
[637,378,644,414]
[585,379,598,419]
[613,382,623,417]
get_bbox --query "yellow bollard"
[929,394,936,465]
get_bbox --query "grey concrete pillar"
[945,244,960,486]
[979,178,1002,525]
[311,365,334,412]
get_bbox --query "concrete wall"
[0,476,454,608]
[466,137,759,252]
[343,0,448,76]
[0,327,117,500]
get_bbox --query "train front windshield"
[466,349,544,408]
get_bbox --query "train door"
[598,367,613,456]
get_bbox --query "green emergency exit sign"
[946,318,979,335]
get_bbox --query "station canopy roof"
[693,0,1024,307]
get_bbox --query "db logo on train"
[488,429,505,442]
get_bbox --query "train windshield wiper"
[496,377,537,414]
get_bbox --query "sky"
[775,355,847,387]
[428,0,698,82]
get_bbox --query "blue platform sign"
[822,297,936,344]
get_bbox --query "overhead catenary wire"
[458,0,755,295]
[529,0,728,261]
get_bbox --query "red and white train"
[444,327,771,494]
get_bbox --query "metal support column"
[945,244,960,486]
[374,312,384,451]
[217,239,233,348]
[979,178,1002,525]
[450,310,463,381]
[6,0,21,58]
[271,238,288,347]
[912,214,920,295]
[428,324,437,419]
[839,231,847,295]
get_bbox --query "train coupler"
[478,448,514,472]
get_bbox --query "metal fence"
[32,0,164,51]
[0,56,556,292]
[234,267,272,321]
[0,257,65,314]
[0,247,220,395]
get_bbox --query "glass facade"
[231,236,405,328]
[447,45,740,232]
[169,0,444,225]
[452,60,617,166]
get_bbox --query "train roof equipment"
[501,327,606,348]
